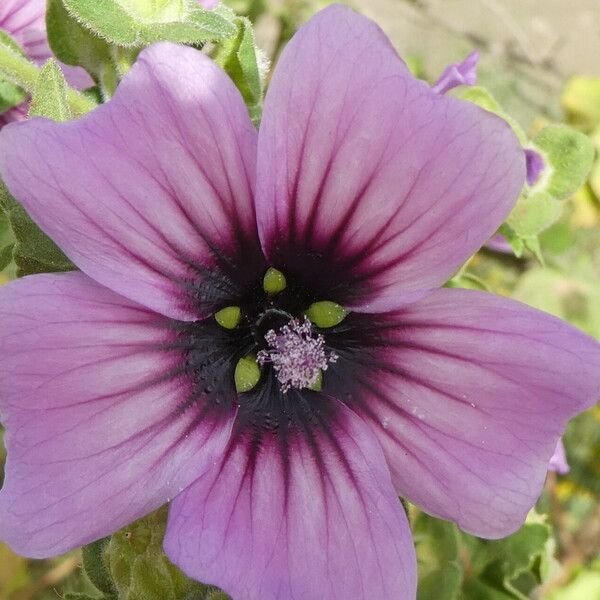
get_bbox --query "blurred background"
[1,0,600,599]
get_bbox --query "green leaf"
[414,513,462,600]
[503,125,595,256]
[105,506,222,600]
[29,60,73,121]
[532,125,596,200]
[414,512,460,569]
[205,591,233,600]
[0,30,26,57]
[213,16,264,122]
[459,516,553,599]
[62,0,236,48]
[418,564,462,600]
[506,190,563,239]
[0,78,26,113]
[0,52,80,277]
[0,30,33,112]
[0,28,43,94]
[497,224,524,257]
[458,86,527,144]
[445,272,490,291]
[461,577,515,600]
[0,182,75,277]
[47,0,116,93]
[0,243,14,271]
[513,266,600,338]
[63,593,108,600]
[82,538,117,597]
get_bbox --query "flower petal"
[0,0,46,49]
[326,289,600,538]
[164,402,416,600]
[256,5,524,312]
[0,42,261,320]
[525,148,545,186]
[0,273,234,557]
[548,439,569,475]
[431,50,480,95]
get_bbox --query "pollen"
[257,317,338,393]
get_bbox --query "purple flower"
[432,50,479,94]
[0,6,599,599]
[0,0,92,125]
[198,0,219,9]
[548,439,570,475]
[525,148,545,186]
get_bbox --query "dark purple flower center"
[168,260,372,434]
[161,240,394,445]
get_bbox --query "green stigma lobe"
[305,301,348,328]
[309,370,323,391]
[215,306,241,329]
[263,267,287,294]
[235,355,261,393]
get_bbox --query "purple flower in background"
[0,5,599,599]
[549,439,570,475]
[0,0,91,125]
[432,49,479,94]
[525,148,546,186]
[198,0,219,9]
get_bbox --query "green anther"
[214,306,241,329]
[235,355,261,393]
[305,301,348,328]
[263,267,287,294]
[309,370,323,392]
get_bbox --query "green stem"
[0,41,96,116]
[66,86,97,116]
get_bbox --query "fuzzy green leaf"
[506,190,563,239]
[459,516,553,599]
[0,182,74,276]
[0,243,14,271]
[47,0,116,89]
[532,125,596,200]
[105,507,223,600]
[29,59,72,121]
[0,28,42,93]
[503,125,594,256]
[0,53,79,277]
[213,16,263,122]
[458,86,527,144]
[62,0,236,48]
[82,538,117,597]
[0,78,26,113]
[418,564,462,600]
[414,513,462,600]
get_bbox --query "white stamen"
[256,317,338,393]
